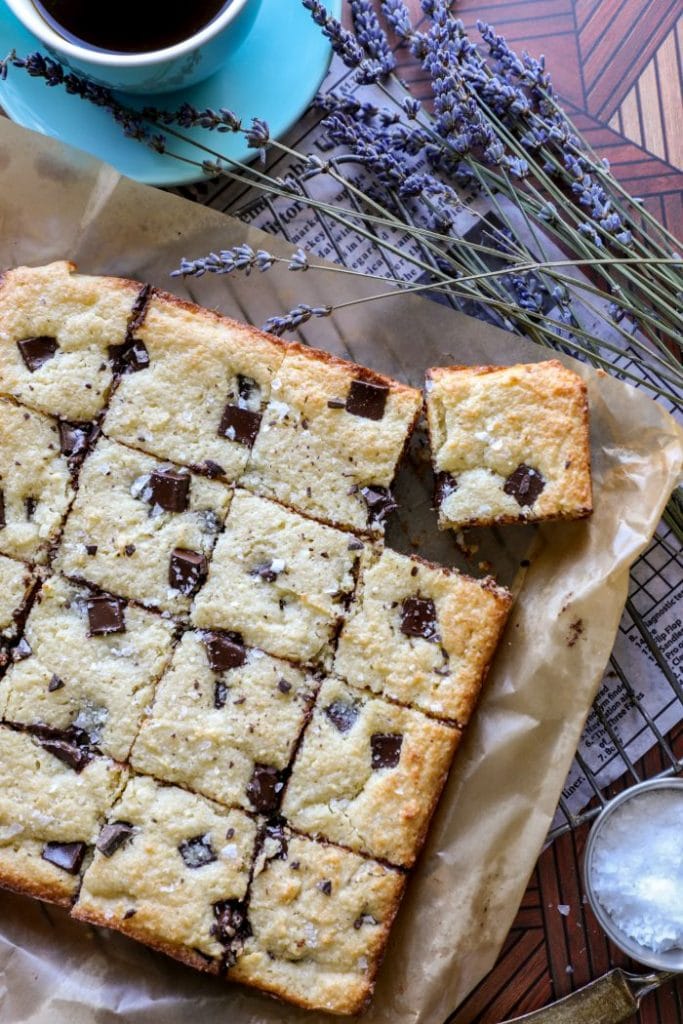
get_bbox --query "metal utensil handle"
[498,967,673,1024]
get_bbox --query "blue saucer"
[0,0,340,186]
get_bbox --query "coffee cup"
[3,0,262,94]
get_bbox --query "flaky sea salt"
[591,789,683,953]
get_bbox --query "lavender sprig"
[301,0,386,83]
[262,304,332,336]
[173,245,309,278]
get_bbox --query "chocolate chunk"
[123,544,136,556]
[24,497,37,520]
[85,544,98,556]
[39,736,92,772]
[48,673,64,692]
[218,404,261,447]
[0,489,4,529]
[123,908,137,919]
[434,471,457,505]
[400,597,440,642]
[237,374,259,403]
[346,379,389,420]
[327,398,346,409]
[277,678,292,694]
[178,833,217,869]
[191,460,225,479]
[317,879,332,895]
[58,421,91,458]
[370,733,403,770]
[42,840,86,874]
[96,821,135,857]
[13,637,32,661]
[503,464,545,507]
[214,680,229,709]
[212,899,251,944]
[249,560,282,583]
[17,336,59,372]
[347,537,364,551]
[87,595,126,636]
[360,485,398,527]
[325,700,360,733]
[110,338,150,373]
[246,764,282,813]
[169,548,207,596]
[202,631,246,672]
[148,469,190,512]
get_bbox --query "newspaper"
[177,41,683,830]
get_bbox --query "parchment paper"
[0,118,681,1024]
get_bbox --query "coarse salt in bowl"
[583,778,683,973]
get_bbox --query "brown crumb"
[567,618,584,647]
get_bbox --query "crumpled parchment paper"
[0,118,681,1024]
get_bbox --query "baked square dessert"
[131,629,316,811]
[282,676,460,867]
[229,827,405,1015]
[334,546,511,722]
[0,724,126,906]
[55,437,232,615]
[0,397,75,563]
[192,488,360,665]
[73,774,258,973]
[425,360,592,529]
[241,344,422,533]
[0,574,176,761]
[103,289,286,482]
[0,261,145,422]
[0,554,38,667]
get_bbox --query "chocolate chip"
[48,673,64,692]
[123,544,136,556]
[360,485,398,527]
[249,560,282,583]
[237,374,259,403]
[147,469,190,512]
[434,471,457,505]
[190,460,225,479]
[246,764,282,813]
[212,899,250,943]
[96,821,135,857]
[354,913,378,929]
[39,736,92,772]
[370,733,403,770]
[17,336,59,372]
[290,861,300,870]
[58,421,91,458]
[277,678,292,694]
[123,908,137,919]
[202,631,246,672]
[325,700,360,733]
[110,338,150,373]
[178,834,217,869]
[13,637,32,661]
[400,597,439,642]
[24,497,37,520]
[317,879,332,895]
[214,680,229,709]
[218,405,261,447]
[87,595,126,636]
[327,398,346,409]
[346,379,389,420]
[0,489,4,529]
[347,537,364,551]
[42,840,86,874]
[169,548,207,596]
[503,464,545,507]
[85,544,98,556]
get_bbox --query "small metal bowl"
[583,777,683,973]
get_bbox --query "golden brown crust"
[71,903,221,975]
[0,865,74,909]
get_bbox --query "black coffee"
[32,0,232,54]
